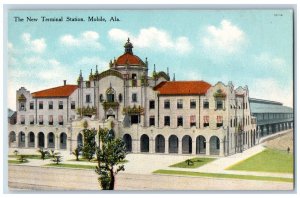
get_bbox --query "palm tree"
[37,148,48,160]
[72,147,81,161]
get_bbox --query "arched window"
[118,93,123,102]
[106,88,115,102]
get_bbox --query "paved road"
[8,165,293,191]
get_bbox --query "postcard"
[6,9,294,191]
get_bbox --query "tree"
[37,148,49,160]
[48,149,61,160]
[52,155,62,165]
[95,127,127,190]
[72,147,81,161]
[185,159,194,166]
[17,155,27,163]
[82,128,97,161]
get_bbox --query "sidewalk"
[8,129,294,179]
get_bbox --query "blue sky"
[8,10,294,110]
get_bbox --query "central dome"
[115,38,145,66]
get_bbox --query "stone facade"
[8,39,259,157]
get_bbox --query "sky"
[7,10,294,110]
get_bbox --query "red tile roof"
[154,81,211,95]
[32,85,78,98]
[116,53,144,65]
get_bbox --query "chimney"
[63,80,66,86]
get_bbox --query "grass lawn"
[44,163,96,169]
[9,154,49,160]
[8,160,28,164]
[68,158,98,163]
[226,148,293,173]
[169,157,215,168]
[153,170,293,183]
[68,158,128,164]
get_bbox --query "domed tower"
[110,38,148,87]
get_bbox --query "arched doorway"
[182,135,192,154]
[196,135,206,154]
[9,131,16,147]
[60,132,67,149]
[209,136,220,155]
[123,134,132,152]
[77,133,83,148]
[38,132,45,148]
[140,134,149,152]
[48,132,55,148]
[18,131,25,147]
[155,134,165,153]
[28,132,35,147]
[168,135,178,153]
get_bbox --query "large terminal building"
[8,39,294,157]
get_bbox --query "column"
[34,134,38,148]
[67,137,71,153]
[219,141,224,157]
[165,140,169,154]
[150,138,155,153]
[16,134,20,148]
[134,138,139,153]
[206,142,210,155]
[25,134,28,148]
[45,134,48,149]
[192,140,196,155]
[55,134,59,150]
[178,140,182,154]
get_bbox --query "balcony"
[102,101,119,111]
[77,106,97,116]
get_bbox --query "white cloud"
[254,53,289,73]
[249,78,293,107]
[60,31,101,49]
[108,27,192,54]
[21,33,46,53]
[202,20,246,55]
[76,57,108,72]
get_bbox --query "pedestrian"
[287,147,290,153]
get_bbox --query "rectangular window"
[30,102,34,110]
[149,100,155,109]
[59,101,63,109]
[20,115,25,125]
[190,115,196,127]
[86,81,90,88]
[217,116,223,127]
[71,101,76,109]
[149,116,155,126]
[203,100,209,109]
[203,116,209,127]
[49,101,53,109]
[107,93,114,102]
[190,99,196,109]
[177,116,183,127]
[132,93,137,102]
[39,115,43,125]
[86,94,91,103]
[49,115,53,125]
[177,99,183,109]
[164,116,170,126]
[164,99,170,109]
[39,101,43,109]
[29,115,34,125]
[132,74,137,87]
[19,103,26,111]
[58,115,63,125]
[216,100,223,110]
